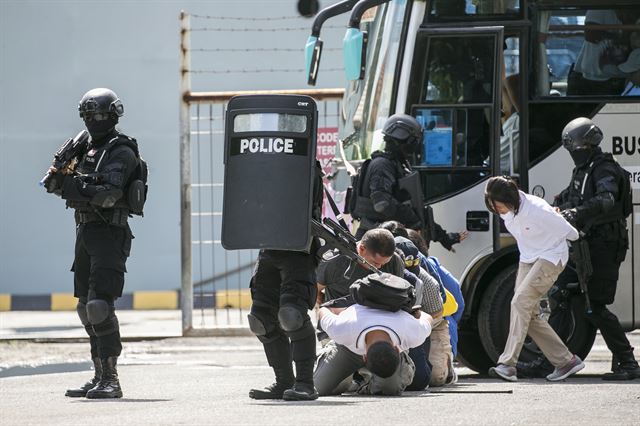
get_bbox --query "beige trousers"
[498,259,573,368]
[429,319,453,386]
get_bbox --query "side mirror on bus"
[343,27,367,81]
[306,35,323,86]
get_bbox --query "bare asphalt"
[1,310,639,425]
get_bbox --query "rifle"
[312,217,424,312]
[311,217,381,275]
[40,130,90,190]
[570,232,593,314]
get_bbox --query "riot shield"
[221,95,318,251]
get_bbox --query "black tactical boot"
[65,358,102,397]
[249,366,295,400]
[603,351,640,381]
[86,356,123,399]
[516,357,554,378]
[283,358,318,401]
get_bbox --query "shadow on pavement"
[0,362,91,378]
[72,398,173,403]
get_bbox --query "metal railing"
[179,11,344,335]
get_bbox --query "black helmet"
[561,117,603,152]
[78,88,124,140]
[382,113,423,149]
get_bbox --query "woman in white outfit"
[484,176,585,382]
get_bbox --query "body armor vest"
[352,153,409,222]
[67,133,137,214]
[566,153,627,229]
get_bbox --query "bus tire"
[456,328,495,374]
[478,264,597,364]
[478,264,518,362]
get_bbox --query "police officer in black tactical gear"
[247,163,324,401]
[520,117,639,380]
[45,88,144,398]
[351,114,467,249]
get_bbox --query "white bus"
[308,0,640,373]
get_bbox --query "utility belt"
[75,208,129,226]
[351,196,387,222]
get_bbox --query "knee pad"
[76,301,90,326]
[278,305,304,332]
[248,306,281,343]
[86,299,111,325]
[92,314,119,337]
[247,313,267,336]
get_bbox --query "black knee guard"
[278,305,315,362]
[87,299,111,324]
[87,297,119,337]
[278,305,304,332]
[76,300,96,337]
[248,304,283,344]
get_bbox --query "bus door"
[405,26,504,279]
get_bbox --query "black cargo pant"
[249,249,317,378]
[554,230,632,357]
[72,221,133,359]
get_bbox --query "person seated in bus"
[485,176,585,382]
[567,10,629,96]
[619,48,640,95]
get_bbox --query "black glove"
[45,172,65,195]
[561,208,579,227]
[439,232,461,251]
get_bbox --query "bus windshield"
[427,0,521,21]
[339,0,409,160]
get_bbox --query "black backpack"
[127,155,149,216]
[618,165,633,220]
[345,158,371,215]
[349,273,416,313]
[590,154,632,220]
[108,135,148,216]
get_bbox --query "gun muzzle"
[39,171,52,187]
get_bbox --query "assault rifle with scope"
[40,130,90,192]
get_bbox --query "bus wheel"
[456,328,495,374]
[478,264,597,364]
[478,264,518,362]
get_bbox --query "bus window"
[500,36,520,176]
[423,36,495,104]
[428,0,520,21]
[415,107,491,168]
[533,7,640,97]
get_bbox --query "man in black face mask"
[520,117,639,380]
[45,88,145,397]
[350,114,466,250]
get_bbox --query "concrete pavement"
[1,311,639,425]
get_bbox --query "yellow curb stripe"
[0,294,10,311]
[51,293,77,311]
[133,291,178,310]
[215,289,252,309]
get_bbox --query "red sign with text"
[316,127,338,179]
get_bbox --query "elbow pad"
[371,191,395,215]
[90,188,123,208]
[593,192,616,213]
